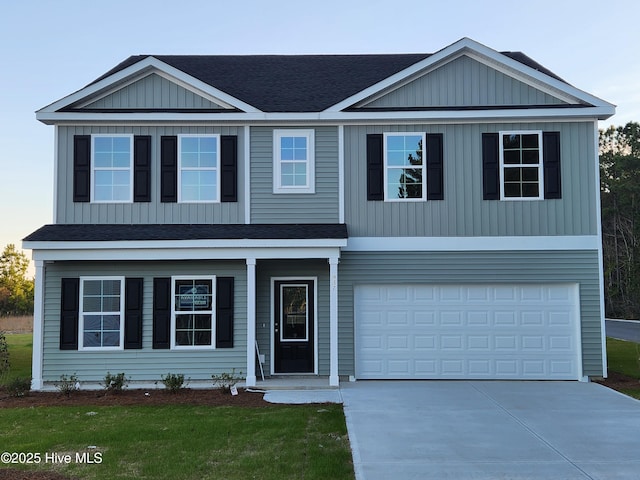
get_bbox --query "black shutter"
[482,133,500,200]
[124,278,143,349]
[153,277,171,349]
[543,131,562,199]
[367,134,384,200]
[216,277,234,348]
[73,135,91,202]
[134,136,151,202]
[426,133,444,200]
[220,135,238,202]
[60,278,79,350]
[160,136,178,203]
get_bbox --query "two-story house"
[24,38,615,390]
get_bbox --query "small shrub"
[0,331,10,380]
[161,373,188,393]
[6,376,31,397]
[212,369,243,393]
[103,372,129,394]
[56,373,80,396]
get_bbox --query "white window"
[273,129,315,193]
[92,135,133,202]
[384,133,426,201]
[171,276,216,349]
[79,277,125,350]
[499,131,543,200]
[178,134,220,202]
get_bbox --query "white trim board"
[344,235,600,252]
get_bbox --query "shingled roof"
[23,224,348,243]
[90,51,565,113]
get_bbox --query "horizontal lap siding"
[250,126,339,223]
[56,126,244,224]
[338,250,603,377]
[42,261,247,383]
[366,55,565,108]
[344,122,597,237]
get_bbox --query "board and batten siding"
[344,121,598,237]
[364,55,566,108]
[83,73,227,110]
[249,126,340,223]
[41,261,247,383]
[255,259,331,375]
[337,250,603,378]
[56,126,245,224]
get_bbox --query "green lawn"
[606,337,640,399]
[0,333,32,383]
[0,404,353,480]
[606,337,640,379]
[0,334,354,479]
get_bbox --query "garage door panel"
[355,284,580,380]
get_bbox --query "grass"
[606,338,640,379]
[0,404,354,480]
[606,337,640,399]
[0,335,354,479]
[0,333,32,384]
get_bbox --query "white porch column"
[329,256,339,387]
[31,260,45,391]
[245,258,257,387]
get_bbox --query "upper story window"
[171,276,216,349]
[178,135,220,202]
[79,277,124,350]
[92,135,133,202]
[499,131,543,200]
[384,133,426,201]
[273,129,315,194]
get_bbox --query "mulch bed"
[595,370,640,394]
[0,386,268,409]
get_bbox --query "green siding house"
[24,38,615,390]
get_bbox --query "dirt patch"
[0,386,269,409]
[0,316,33,334]
[595,371,640,395]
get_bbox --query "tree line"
[0,244,34,316]
[600,122,640,318]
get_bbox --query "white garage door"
[355,284,581,380]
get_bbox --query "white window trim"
[499,130,544,201]
[273,129,315,194]
[383,132,427,202]
[178,134,221,203]
[91,134,133,203]
[78,276,125,351]
[171,275,217,350]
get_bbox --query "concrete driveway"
[340,381,640,480]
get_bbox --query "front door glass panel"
[281,285,308,341]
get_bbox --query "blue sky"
[1,0,638,265]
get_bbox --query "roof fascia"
[325,37,615,113]
[26,241,346,262]
[36,56,262,119]
[34,104,615,125]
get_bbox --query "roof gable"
[327,38,612,114]
[81,72,230,111]
[358,54,569,109]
